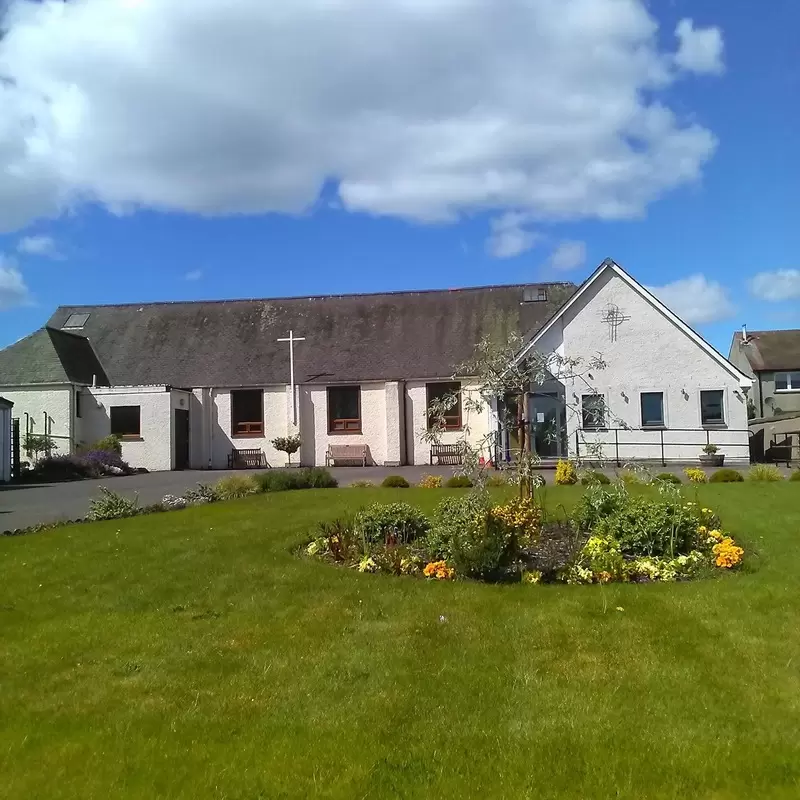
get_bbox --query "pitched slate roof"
[731,330,800,372]
[0,328,109,386]
[42,283,575,388]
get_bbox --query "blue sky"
[1,0,798,355]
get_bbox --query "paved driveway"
[0,466,461,531]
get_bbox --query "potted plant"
[271,434,302,468]
[699,443,724,467]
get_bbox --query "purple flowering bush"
[30,451,134,482]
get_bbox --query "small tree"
[24,433,58,461]
[424,333,619,498]
[271,434,302,466]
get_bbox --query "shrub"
[88,486,139,521]
[30,451,134,481]
[252,468,338,493]
[84,449,132,474]
[749,464,783,482]
[555,459,577,485]
[32,454,102,481]
[448,506,518,580]
[702,443,719,455]
[485,474,508,487]
[444,475,473,488]
[418,474,443,488]
[91,435,122,455]
[24,433,58,459]
[592,495,702,558]
[302,467,338,488]
[161,494,188,510]
[350,480,375,488]
[184,483,217,504]
[355,503,429,545]
[308,516,362,563]
[573,484,629,533]
[214,474,258,500]
[618,469,645,486]
[381,475,410,488]
[709,468,744,483]
[425,494,519,579]
[684,467,708,484]
[580,470,610,486]
[271,434,301,465]
[654,473,682,485]
[790,471,800,482]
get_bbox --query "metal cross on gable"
[277,330,306,425]
[600,303,630,342]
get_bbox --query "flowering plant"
[684,467,708,483]
[423,560,455,580]
[555,459,578,485]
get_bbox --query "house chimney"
[741,324,748,344]
[92,374,97,387]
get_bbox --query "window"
[231,389,264,436]
[700,390,725,426]
[523,287,548,303]
[426,381,462,430]
[640,392,664,428]
[581,394,606,430]
[775,371,800,392]
[75,391,82,419]
[62,313,90,329]
[110,406,141,438]
[328,386,361,433]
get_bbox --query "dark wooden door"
[174,409,190,470]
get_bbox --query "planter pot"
[284,462,301,469]
[699,454,725,467]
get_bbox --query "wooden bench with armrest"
[325,444,367,467]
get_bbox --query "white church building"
[0,260,753,472]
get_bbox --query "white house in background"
[0,259,753,471]
[0,397,13,482]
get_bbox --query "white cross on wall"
[277,330,306,425]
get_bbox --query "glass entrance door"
[530,392,567,459]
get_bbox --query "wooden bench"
[227,448,268,469]
[431,443,464,465]
[326,444,367,467]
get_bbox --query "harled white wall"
[0,385,74,456]
[302,382,387,466]
[209,387,288,468]
[84,386,173,471]
[538,269,751,464]
[405,380,493,466]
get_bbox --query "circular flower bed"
[304,487,746,585]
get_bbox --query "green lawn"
[2,485,800,799]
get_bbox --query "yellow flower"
[697,525,708,534]
[712,537,744,569]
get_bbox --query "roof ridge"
[0,326,48,353]
[52,280,577,311]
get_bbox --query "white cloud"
[0,0,722,231]
[486,212,541,259]
[17,234,61,259]
[647,274,735,325]
[675,19,724,75]
[184,269,203,281]
[0,254,31,309]
[748,270,800,302]
[546,240,586,271]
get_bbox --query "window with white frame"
[640,392,664,428]
[775,371,800,392]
